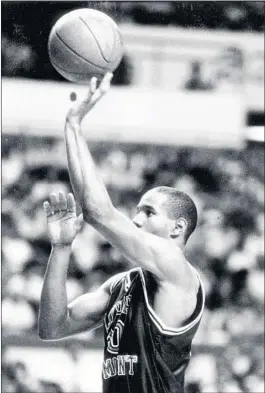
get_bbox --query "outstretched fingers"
[90,76,97,94]
[43,192,76,220]
[91,72,113,106]
[67,73,113,122]
[44,192,66,217]
[99,72,113,94]
[50,193,60,213]
[67,193,76,214]
[58,191,67,211]
[43,201,53,217]
[83,76,98,103]
[69,76,98,108]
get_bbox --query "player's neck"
[173,238,186,252]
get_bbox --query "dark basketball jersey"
[102,267,205,393]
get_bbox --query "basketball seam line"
[78,16,112,64]
[55,31,108,71]
[50,57,104,76]
[111,29,123,63]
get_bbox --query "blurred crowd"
[2,359,64,393]
[2,134,264,392]
[114,1,264,31]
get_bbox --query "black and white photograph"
[1,1,264,392]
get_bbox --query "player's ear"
[170,218,188,238]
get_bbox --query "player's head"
[133,186,197,244]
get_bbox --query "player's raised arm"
[64,74,193,283]
[64,76,108,204]
[65,74,114,216]
[64,120,83,204]
[38,191,116,340]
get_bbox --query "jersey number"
[107,320,124,355]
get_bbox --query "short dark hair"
[153,186,198,242]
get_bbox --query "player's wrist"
[52,243,73,250]
[65,115,81,127]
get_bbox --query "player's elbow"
[38,327,56,341]
[38,320,62,341]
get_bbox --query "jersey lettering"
[105,294,132,331]
[105,294,132,354]
[103,355,138,379]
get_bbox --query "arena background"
[1,2,264,392]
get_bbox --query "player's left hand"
[44,192,83,246]
[66,72,113,125]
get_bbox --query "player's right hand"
[66,72,113,125]
[43,192,82,246]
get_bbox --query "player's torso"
[102,267,204,393]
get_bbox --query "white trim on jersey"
[110,277,121,294]
[134,266,205,336]
[110,271,128,294]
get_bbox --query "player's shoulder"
[161,244,198,287]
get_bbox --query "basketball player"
[39,73,205,393]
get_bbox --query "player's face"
[132,190,175,238]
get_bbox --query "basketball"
[48,8,124,83]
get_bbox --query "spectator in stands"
[222,4,248,30]
[186,381,202,393]
[3,361,43,393]
[2,364,17,393]
[2,35,36,76]
[2,282,36,333]
[184,61,214,91]
[39,381,64,393]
